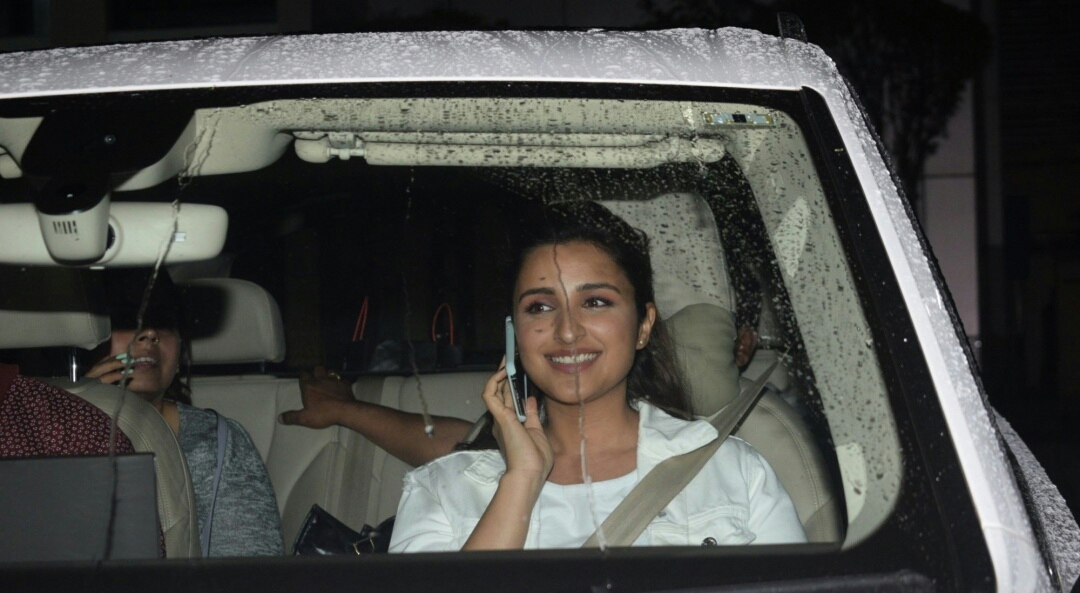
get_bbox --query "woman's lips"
[545,351,599,373]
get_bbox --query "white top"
[389,402,807,551]
[535,472,643,549]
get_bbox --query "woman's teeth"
[121,357,158,375]
[549,353,598,364]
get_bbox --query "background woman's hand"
[85,354,129,386]
[279,365,355,429]
[483,364,553,483]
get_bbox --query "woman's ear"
[637,303,658,349]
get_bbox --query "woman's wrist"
[499,468,547,500]
[462,470,543,550]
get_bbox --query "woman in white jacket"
[390,201,806,551]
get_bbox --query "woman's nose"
[135,328,160,346]
[553,311,584,344]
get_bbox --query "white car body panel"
[0,29,802,98]
[0,28,1049,589]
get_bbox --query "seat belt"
[199,411,229,557]
[581,357,780,548]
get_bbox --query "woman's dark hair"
[169,340,193,406]
[507,200,692,420]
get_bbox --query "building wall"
[922,83,980,344]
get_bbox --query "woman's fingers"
[481,366,551,479]
[86,370,124,386]
[481,367,509,407]
[523,393,542,430]
[522,396,553,475]
[85,356,130,385]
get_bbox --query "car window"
[0,86,991,589]
[133,96,891,543]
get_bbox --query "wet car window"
[2,92,913,567]
[4,93,902,550]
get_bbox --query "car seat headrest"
[182,278,286,365]
[599,194,740,418]
[667,303,741,416]
[600,193,734,319]
[0,266,110,350]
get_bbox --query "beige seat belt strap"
[581,357,780,548]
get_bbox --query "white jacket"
[390,402,807,551]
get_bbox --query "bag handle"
[351,296,369,342]
[581,356,781,548]
[431,302,455,344]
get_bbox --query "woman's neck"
[543,395,639,457]
[543,396,639,485]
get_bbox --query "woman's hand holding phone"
[85,352,132,386]
[482,362,553,484]
[464,363,552,550]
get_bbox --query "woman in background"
[86,270,284,557]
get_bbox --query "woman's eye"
[583,297,611,309]
[524,302,553,314]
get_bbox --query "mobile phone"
[504,315,528,422]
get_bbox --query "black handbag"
[292,504,394,555]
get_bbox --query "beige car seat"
[0,266,200,558]
[667,304,844,542]
[606,194,844,543]
[46,377,202,558]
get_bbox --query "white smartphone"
[504,315,528,422]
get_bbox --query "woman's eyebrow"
[517,282,622,303]
[577,282,622,294]
[518,286,556,303]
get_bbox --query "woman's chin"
[538,384,616,409]
[123,377,167,400]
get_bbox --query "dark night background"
[1,0,1077,518]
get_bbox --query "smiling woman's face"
[513,240,655,410]
[107,327,181,401]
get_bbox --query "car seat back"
[45,378,202,557]
[361,373,490,524]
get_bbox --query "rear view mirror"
[0,201,228,267]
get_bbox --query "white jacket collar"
[462,401,716,484]
[634,401,717,469]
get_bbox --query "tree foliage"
[641,0,992,206]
